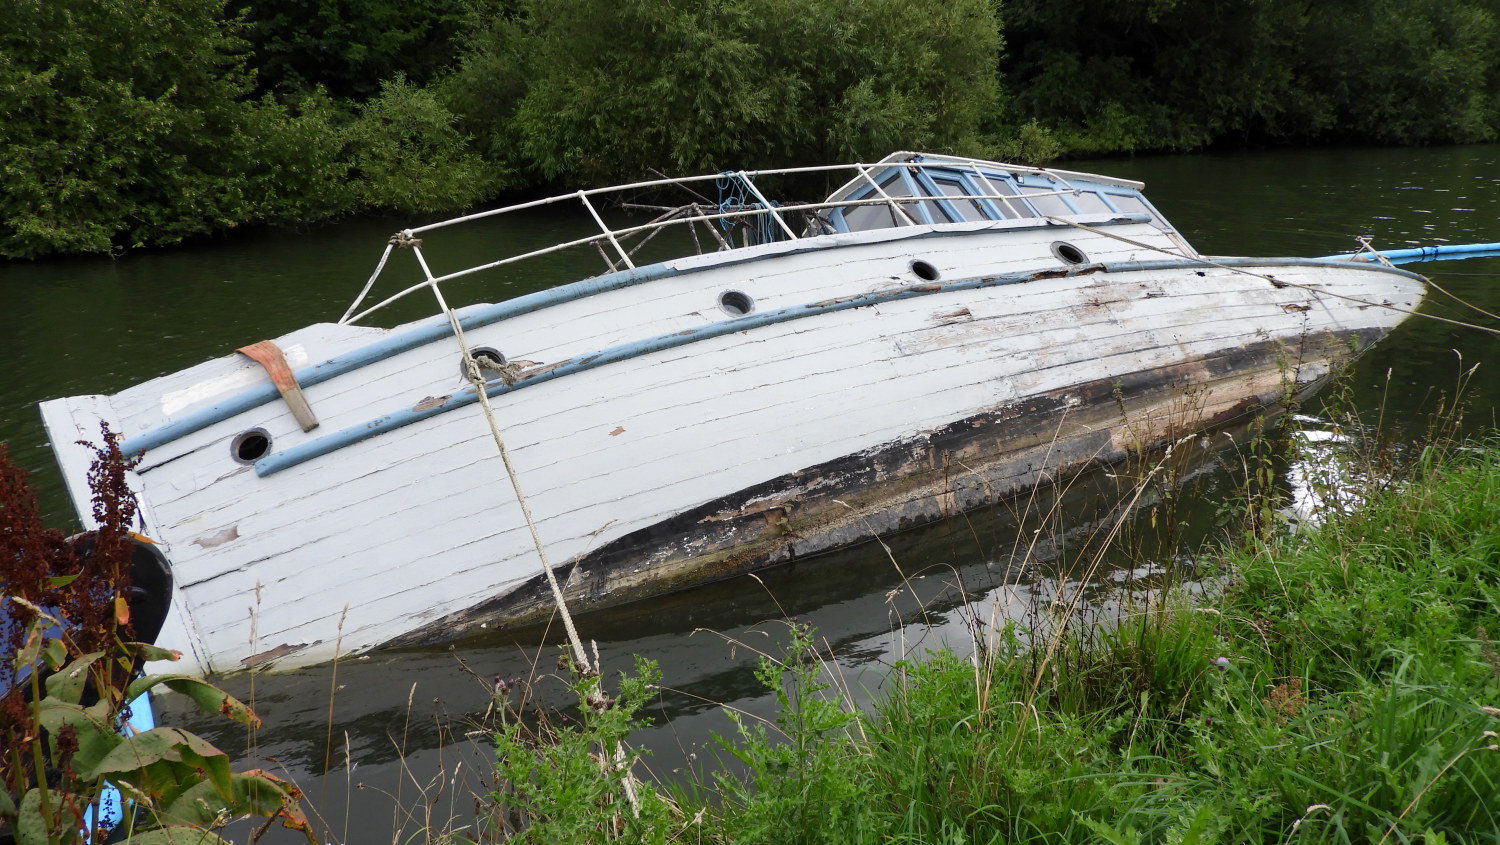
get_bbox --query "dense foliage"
[226,0,501,100]
[440,0,1002,186]
[3,0,1499,258]
[0,0,492,258]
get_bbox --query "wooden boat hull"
[388,325,1374,642]
[39,188,1426,675]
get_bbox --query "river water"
[3,145,1499,842]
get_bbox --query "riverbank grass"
[474,437,1500,843]
[743,439,1500,843]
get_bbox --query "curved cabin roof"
[822,151,1182,240]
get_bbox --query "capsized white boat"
[40,152,1429,675]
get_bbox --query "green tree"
[1291,0,1500,145]
[228,0,511,100]
[999,0,1304,153]
[441,0,1003,186]
[346,76,496,214]
[997,0,1500,154]
[0,0,348,258]
[0,0,500,259]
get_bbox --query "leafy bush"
[346,77,496,215]
[441,0,1003,186]
[0,435,315,843]
[479,655,673,844]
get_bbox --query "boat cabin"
[821,152,1177,236]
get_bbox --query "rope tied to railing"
[716,172,747,233]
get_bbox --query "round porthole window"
[719,290,754,316]
[1051,242,1089,265]
[231,428,272,464]
[910,259,941,282]
[462,347,507,381]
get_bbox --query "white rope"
[410,244,644,818]
[409,243,592,674]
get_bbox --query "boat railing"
[338,158,1124,326]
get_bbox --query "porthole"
[461,347,507,381]
[1051,242,1088,265]
[231,428,272,464]
[719,290,754,316]
[910,259,941,282]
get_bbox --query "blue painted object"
[1318,242,1500,265]
[253,254,1423,477]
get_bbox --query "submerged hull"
[39,157,1426,675]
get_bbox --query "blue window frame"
[828,164,1167,234]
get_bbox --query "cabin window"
[1012,175,1075,216]
[231,428,272,464]
[843,172,920,231]
[1104,193,1152,218]
[1069,191,1114,214]
[719,289,754,316]
[976,177,1027,219]
[931,176,992,222]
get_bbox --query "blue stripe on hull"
[122,221,1161,456]
[251,256,1421,477]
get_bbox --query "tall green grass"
[460,435,1500,844]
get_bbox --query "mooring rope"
[405,241,644,818]
[437,312,591,671]
[1047,217,1500,337]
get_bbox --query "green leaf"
[33,697,123,776]
[17,788,51,845]
[177,747,234,804]
[82,728,228,781]
[160,773,292,829]
[16,787,88,845]
[125,642,183,664]
[1079,817,1144,845]
[34,697,112,742]
[125,675,259,727]
[44,651,105,705]
[41,637,68,671]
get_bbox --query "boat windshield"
[823,155,1171,234]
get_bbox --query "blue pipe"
[1318,242,1500,265]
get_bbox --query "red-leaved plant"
[1,426,317,844]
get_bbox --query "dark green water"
[3,145,1498,842]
